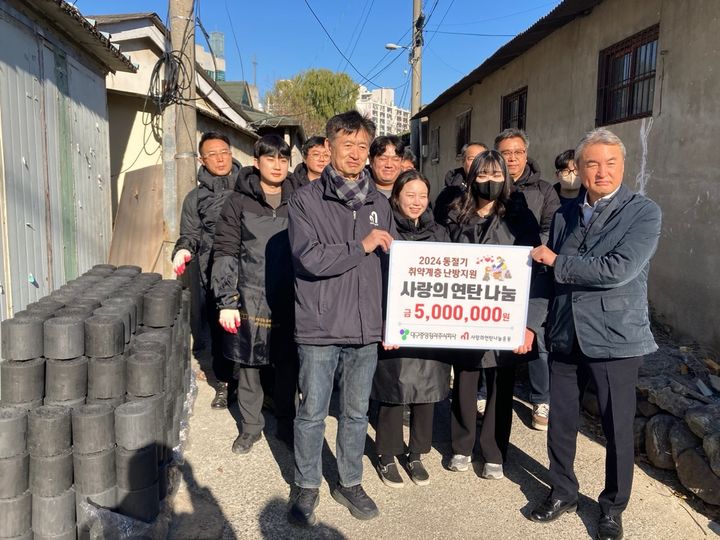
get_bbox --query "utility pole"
[163,0,197,277]
[410,0,423,171]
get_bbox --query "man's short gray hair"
[494,128,529,150]
[575,128,626,163]
[460,141,488,159]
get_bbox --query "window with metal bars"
[597,25,659,125]
[501,87,527,130]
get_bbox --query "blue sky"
[78,0,559,109]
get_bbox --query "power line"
[342,0,376,72]
[225,0,246,83]
[302,0,386,89]
[427,1,556,27]
[424,0,457,49]
[426,30,516,37]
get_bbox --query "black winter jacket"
[211,166,295,366]
[172,160,241,288]
[444,167,466,188]
[288,163,311,190]
[447,203,550,368]
[372,207,452,404]
[288,166,396,345]
[511,158,561,244]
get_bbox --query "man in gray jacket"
[287,111,395,526]
[529,128,662,540]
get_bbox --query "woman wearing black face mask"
[445,150,545,480]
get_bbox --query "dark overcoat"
[211,166,295,366]
[371,208,452,404]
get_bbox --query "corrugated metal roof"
[414,0,603,118]
[22,0,137,73]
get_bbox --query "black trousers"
[451,364,515,463]
[375,402,435,457]
[232,336,299,437]
[547,341,642,515]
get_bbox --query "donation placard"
[384,240,532,350]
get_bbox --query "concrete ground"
[169,356,719,540]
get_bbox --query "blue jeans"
[294,344,378,489]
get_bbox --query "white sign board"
[384,241,532,350]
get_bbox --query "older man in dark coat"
[529,128,661,540]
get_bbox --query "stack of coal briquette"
[0,264,192,535]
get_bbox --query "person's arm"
[288,195,391,278]
[534,200,661,289]
[172,189,200,274]
[211,195,242,332]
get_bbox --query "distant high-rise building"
[209,31,225,58]
[355,85,411,136]
[196,32,226,82]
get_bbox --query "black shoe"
[231,432,261,454]
[376,460,404,488]
[211,383,228,409]
[529,496,578,523]
[597,513,623,540]
[288,487,319,527]
[331,483,379,520]
[407,459,430,486]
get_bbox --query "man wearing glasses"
[289,136,330,189]
[172,131,241,410]
[368,135,406,198]
[494,128,560,433]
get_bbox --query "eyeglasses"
[307,152,330,160]
[557,169,577,178]
[201,149,231,160]
[500,149,526,159]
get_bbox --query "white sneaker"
[532,403,550,431]
[448,454,471,472]
[481,462,504,480]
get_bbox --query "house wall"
[422,0,720,350]
[108,92,255,218]
[0,2,112,317]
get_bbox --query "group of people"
[172,110,661,540]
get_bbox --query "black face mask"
[471,180,504,201]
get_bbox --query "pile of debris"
[589,342,720,506]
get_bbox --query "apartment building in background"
[356,85,411,136]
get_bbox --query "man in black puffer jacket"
[211,134,296,456]
[172,131,241,410]
[494,128,560,432]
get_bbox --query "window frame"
[501,86,528,131]
[430,126,440,163]
[455,109,472,157]
[596,24,660,126]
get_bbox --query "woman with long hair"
[372,169,452,488]
[445,150,546,479]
